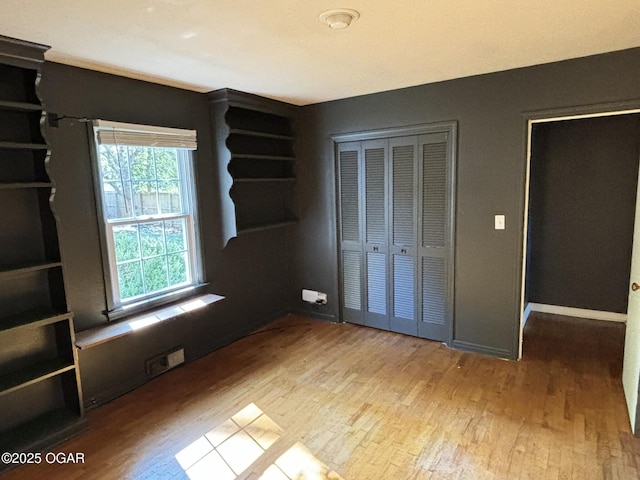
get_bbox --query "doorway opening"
[519,107,640,360]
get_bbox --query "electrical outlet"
[145,347,185,377]
[167,348,185,368]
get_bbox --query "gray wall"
[40,63,291,407]
[292,48,640,358]
[526,115,640,313]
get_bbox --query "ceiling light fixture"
[320,9,360,30]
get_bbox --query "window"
[92,120,202,317]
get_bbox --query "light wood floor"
[3,313,640,479]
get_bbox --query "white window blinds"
[93,120,197,150]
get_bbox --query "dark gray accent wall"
[526,115,640,313]
[292,48,640,358]
[40,63,291,406]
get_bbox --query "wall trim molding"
[83,376,144,411]
[451,340,513,360]
[288,308,338,323]
[330,120,457,143]
[527,303,627,323]
[522,302,534,328]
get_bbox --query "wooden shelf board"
[229,128,294,141]
[0,261,62,278]
[0,141,48,150]
[238,220,298,234]
[0,309,71,333]
[0,100,42,112]
[0,182,52,189]
[0,408,85,455]
[0,358,75,397]
[234,177,296,183]
[232,153,295,162]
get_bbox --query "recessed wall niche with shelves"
[0,35,85,470]
[208,89,298,237]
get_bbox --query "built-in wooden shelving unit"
[208,89,298,237]
[0,34,85,472]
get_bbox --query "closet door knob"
[632,283,640,292]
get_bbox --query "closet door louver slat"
[422,257,446,326]
[339,149,360,243]
[392,144,415,247]
[365,147,386,244]
[367,252,387,316]
[342,250,362,312]
[393,255,415,321]
[422,142,447,249]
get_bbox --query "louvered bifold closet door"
[418,132,453,341]
[363,140,389,329]
[338,142,364,325]
[389,136,419,336]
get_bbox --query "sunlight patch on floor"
[175,403,281,479]
[175,403,343,480]
[265,442,345,480]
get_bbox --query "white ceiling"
[1,1,640,105]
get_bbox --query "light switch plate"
[495,214,505,230]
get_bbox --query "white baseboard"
[527,303,627,323]
[522,303,534,327]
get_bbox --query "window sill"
[75,293,225,350]
[106,284,210,322]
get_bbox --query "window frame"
[89,121,205,321]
